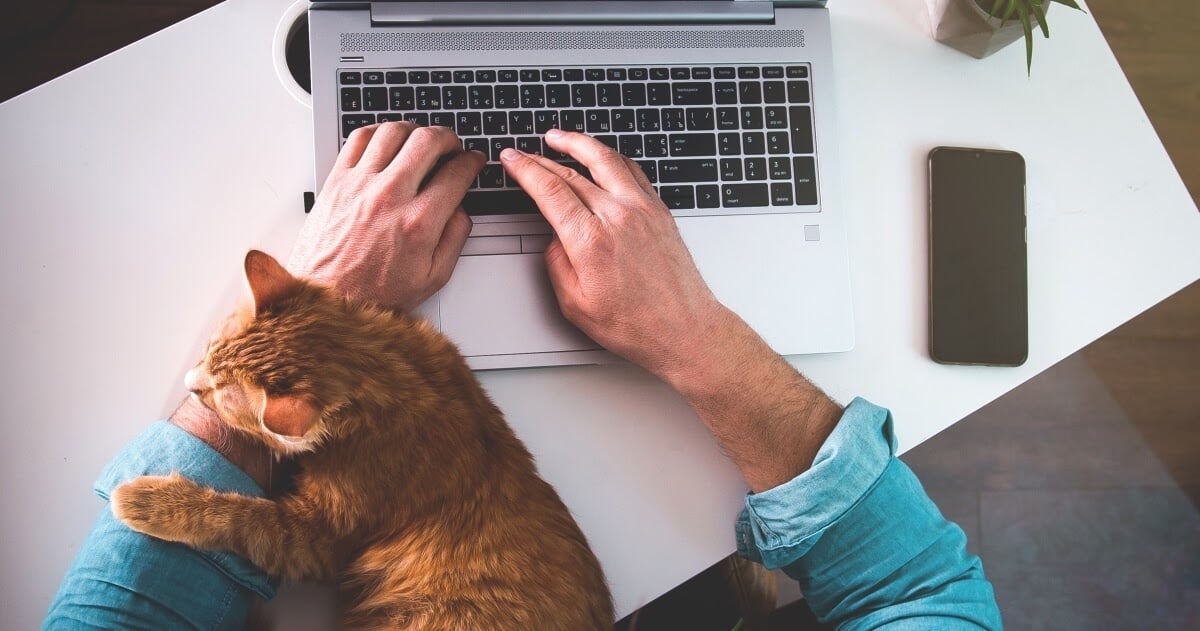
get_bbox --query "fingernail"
[469,149,487,159]
[546,128,563,138]
[500,148,523,162]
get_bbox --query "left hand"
[288,122,486,311]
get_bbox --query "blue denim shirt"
[44,399,1001,629]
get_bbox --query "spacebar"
[463,190,542,216]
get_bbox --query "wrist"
[654,305,774,402]
[169,396,273,491]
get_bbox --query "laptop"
[308,1,854,370]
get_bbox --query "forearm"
[658,307,842,492]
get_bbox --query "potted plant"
[927,0,1084,71]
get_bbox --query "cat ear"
[244,250,300,314]
[260,393,321,438]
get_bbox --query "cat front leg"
[112,473,338,581]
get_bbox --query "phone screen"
[928,147,1028,366]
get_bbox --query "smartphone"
[928,146,1028,366]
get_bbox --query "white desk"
[2,0,1197,627]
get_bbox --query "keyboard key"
[765,106,788,129]
[636,109,661,132]
[767,131,790,154]
[718,133,740,156]
[586,110,611,133]
[463,190,539,215]
[793,157,818,204]
[722,183,769,207]
[644,134,668,157]
[456,112,483,135]
[745,157,767,180]
[453,70,474,83]
[762,66,785,79]
[542,69,563,81]
[498,69,519,82]
[464,137,489,154]
[771,182,793,206]
[431,70,452,83]
[660,185,696,210]
[516,136,542,154]
[510,111,534,134]
[564,68,584,81]
[673,82,713,105]
[340,71,362,85]
[520,69,541,82]
[341,87,362,111]
[714,67,736,79]
[715,82,738,105]
[741,106,764,129]
[431,111,456,129]
[647,83,672,106]
[495,85,519,108]
[596,135,619,150]
[363,87,388,111]
[789,106,814,153]
[586,68,606,81]
[662,108,686,132]
[443,86,467,109]
[739,82,762,104]
[408,71,429,83]
[737,67,760,79]
[697,184,720,208]
[611,109,636,132]
[619,135,644,158]
[763,81,787,104]
[787,81,811,103]
[671,67,691,80]
[719,158,742,180]
[560,110,585,132]
[385,71,406,83]
[389,86,415,110]
[716,107,739,130]
[659,159,718,183]
[686,107,715,131]
[489,137,515,161]
[521,85,546,108]
[476,70,497,82]
[480,164,509,188]
[669,133,716,157]
[636,160,657,183]
[534,111,559,133]
[403,112,429,126]
[629,68,648,81]
[415,86,441,110]
[363,71,384,84]
[469,85,494,109]
[376,113,405,124]
[691,67,712,80]
[597,84,621,107]
[547,84,571,108]
[622,83,647,107]
[606,68,626,81]
[483,111,508,135]
[786,65,809,78]
[341,114,375,137]
[769,157,792,179]
[650,67,671,80]
[572,84,596,107]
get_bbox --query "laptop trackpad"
[437,253,599,357]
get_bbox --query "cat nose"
[184,367,212,394]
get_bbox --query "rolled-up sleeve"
[43,422,276,631]
[735,398,1002,630]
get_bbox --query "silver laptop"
[308,1,854,369]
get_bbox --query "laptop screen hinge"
[370,2,776,26]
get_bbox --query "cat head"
[185,251,349,455]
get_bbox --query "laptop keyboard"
[338,64,818,216]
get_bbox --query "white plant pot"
[926,0,1050,59]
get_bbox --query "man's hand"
[499,129,740,383]
[288,122,486,311]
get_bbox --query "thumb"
[543,237,583,316]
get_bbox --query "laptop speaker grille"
[340,30,805,52]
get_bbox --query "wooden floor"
[2,1,1197,629]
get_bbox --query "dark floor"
[4,1,1197,629]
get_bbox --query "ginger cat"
[112,251,612,629]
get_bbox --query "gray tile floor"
[901,354,1200,630]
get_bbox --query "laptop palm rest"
[435,253,600,358]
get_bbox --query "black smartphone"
[928,146,1028,366]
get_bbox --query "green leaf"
[1030,0,1049,38]
[1002,0,1019,21]
[1052,0,1083,10]
[1018,5,1035,74]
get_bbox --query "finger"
[524,153,607,208]
[621,155,657,198]
[415,149,487,226]
[335,124,382,170]
[428,208,473,288]
[543,129,643,196]
[500,148,593,239]
[383,126,465,195]
[356,121,418,172]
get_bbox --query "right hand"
[500,130,740,381]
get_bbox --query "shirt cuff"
[94,421,277,599]
[735,397,896,569]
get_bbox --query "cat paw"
[111,472,205,542]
